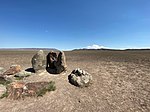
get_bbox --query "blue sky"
[0,0,150,50]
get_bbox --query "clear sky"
[0,0,150,50]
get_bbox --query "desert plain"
[0,50,150,112]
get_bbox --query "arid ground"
[0,50,150,112]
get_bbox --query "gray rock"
[15,70,33,78]
[0,84,7,98]
[4,75,15,82]
[31,50,46,73]
[68,68,92,87]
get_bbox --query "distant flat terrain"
[0,50,150,112]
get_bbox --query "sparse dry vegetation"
[36,81,56,97]
[0,50,150,112]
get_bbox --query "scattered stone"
[3,65,21,76]
[6,81,56,100]
[68,68,92,87]
[46,51,67,74]
[0,84,7,98]
[31,50,46,73]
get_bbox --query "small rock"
[15,70,33,78]
[68,68,92,87]
[0,84,7,98]
[4,75,15,82]
[31,50,46,73]
[3,65,21,76]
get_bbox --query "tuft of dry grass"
[36,81,56,97]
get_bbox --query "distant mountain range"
[0,48,59,51]
[73,48,150,51]
[0,48,150,51]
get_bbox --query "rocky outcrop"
[46,51,67,74]
[31,50,46,73]
[68,68,92,87]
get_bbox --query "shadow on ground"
[46,67,58,74]
[25,68,35,73]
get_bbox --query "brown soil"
[0,50,150,112]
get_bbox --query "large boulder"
[68,68,92,87]
[54,51,67,74]
[31,50,46,73]
[46,51,57,69]
[46,51,67,74]
[3,65,21,76]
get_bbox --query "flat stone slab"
[6,81,56,100]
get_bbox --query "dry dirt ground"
[0,50,150,112]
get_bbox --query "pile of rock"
[0,65,33,84]
[0,49,93,100]
[68,68,93,87]
[0,65,34,98]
